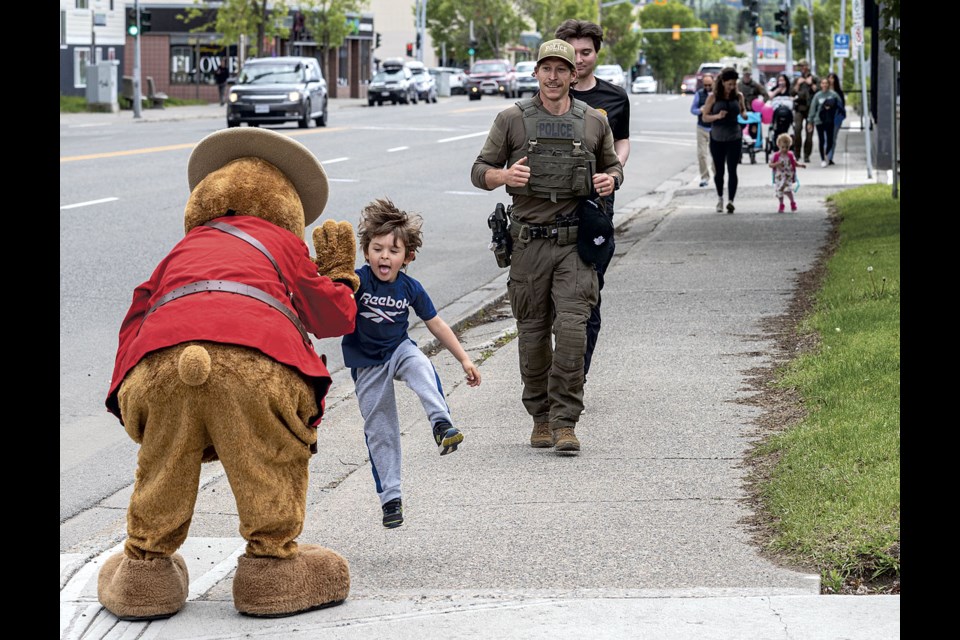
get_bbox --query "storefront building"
[61,2,375,102]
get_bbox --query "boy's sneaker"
[778,203,785,213]
[382,498,403,528]
[726,201,735,214]
[715,198,724,213]
[790,201,798,212]
[433,422,463,456]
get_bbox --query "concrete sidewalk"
[60,121,899,639]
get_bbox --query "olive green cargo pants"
[506,233,598,429]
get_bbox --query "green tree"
[639,1,707,92]
[180,0,290,58]
[700,2,739,43]
[877,0,899,60]
[517,0,594,39]
[300,1,368,73]
[424,0,526,62]
[599,1,642,68]
[793,1,836,76]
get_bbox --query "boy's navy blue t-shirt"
[341,264,437,368]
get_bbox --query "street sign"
[834,33,851,58]
[853,25,863,47]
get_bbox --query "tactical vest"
[506,97,596,202]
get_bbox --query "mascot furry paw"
[99,128,359,620]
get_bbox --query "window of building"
[338,44,348,86]
[74,48,90,88]
[76,0,89,8]
[170,45,194,85]
[61,11,67,47]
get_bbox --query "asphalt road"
[60,93,698,528]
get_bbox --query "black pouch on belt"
[576,197,614,265]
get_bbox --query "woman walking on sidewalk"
[701,67,748,213]
[826,72,847,165]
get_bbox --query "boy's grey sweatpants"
[353,339,452,507]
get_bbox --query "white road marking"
[388,146,409,152]
[60,197,119,210]
[322,157,349,164]
[445,190,487,196]
[437,131,490,143]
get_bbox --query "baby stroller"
[738,111,763,164]
[765,96,795,163]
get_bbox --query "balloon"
[761,104,774,124]
[752,98,765,113]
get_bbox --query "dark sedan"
[227,57,328,128]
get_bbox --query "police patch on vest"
[537,121,575,139]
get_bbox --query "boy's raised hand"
[313,220,360,292]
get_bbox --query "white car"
[631,75,657,94]
[429,66,467,95]
[594,64,626,89]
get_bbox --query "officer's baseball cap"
[536,39,576,69]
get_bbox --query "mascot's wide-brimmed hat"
[188,128,328,225]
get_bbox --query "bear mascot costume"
[98,127,361,620]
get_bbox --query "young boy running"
[342,198,481,528]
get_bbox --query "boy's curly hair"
[358,198,424,258]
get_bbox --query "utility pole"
[839,0,847,86]
[804,0,816,71]
[133,0,143,119]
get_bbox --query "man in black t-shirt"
[555,19,630,381]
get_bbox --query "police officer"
[471,39,623,454]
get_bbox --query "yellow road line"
[60,127,347,163]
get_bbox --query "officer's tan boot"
[97,552,189,621]
[553,427,581,453]
[530,422,553,448]
[233,544,350,617]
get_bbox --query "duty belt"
[511,218,578,243]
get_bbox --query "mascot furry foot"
[97,552,189,621]
[233,545,350,618]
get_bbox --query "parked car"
[407,61,438,103]
[466,59,518,100]
[595,64,626,89]
[226,56,328,128]
[680,73,698,94]
[631,75,657,94]
[514,60,538,97]
[368,59,418,106]
[429,66,467,94]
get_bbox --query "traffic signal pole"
[132,0,142,119]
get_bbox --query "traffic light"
[139,9,152,33]
[774,7,791,35]
[375,32,382,49]
[672,24,680,41]
[468,38,478,56]
[406,42,413,57]
[710,23,719,40]
[416,32,421,51]
[747,0,760,29]
[755,27,763,40]
[126,7,139,37]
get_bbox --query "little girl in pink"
[769,133,806,212]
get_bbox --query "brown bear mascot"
[99,127,361,620]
